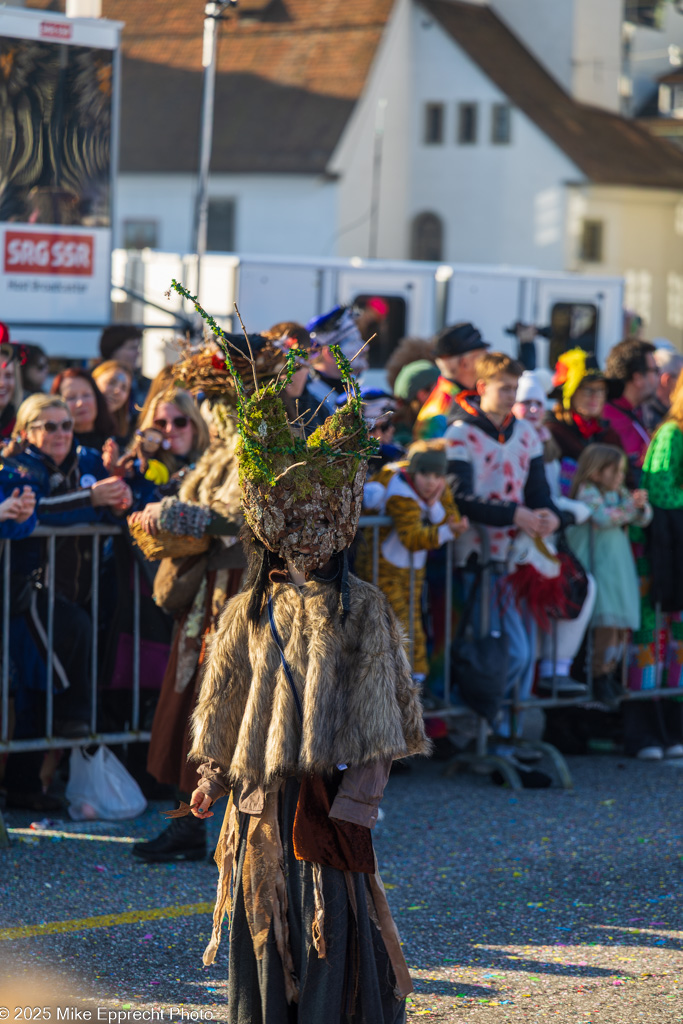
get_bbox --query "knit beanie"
[394,360,439,402]
[515,371,547,407]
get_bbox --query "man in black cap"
[415,322,489,439]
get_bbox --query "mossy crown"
[169,280,377,567]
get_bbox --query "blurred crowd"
[1,304,683,852]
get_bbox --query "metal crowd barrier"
[2,517,682,843]
[0,524,149,755]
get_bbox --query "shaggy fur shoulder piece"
[178,437,242,518]
[189,576,431,787]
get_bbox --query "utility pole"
[368,98,387,259]
[194,0,237,294]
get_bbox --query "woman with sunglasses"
[131,388,210,534]
[4,395,133,809]
[50,367,117,453]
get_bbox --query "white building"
[24,0,683,340]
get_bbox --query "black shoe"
[6,790,64,812]
[132,814,207,862]
[491,752,552,789]
[491,765,552,789]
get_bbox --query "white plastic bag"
[66,745,147,821]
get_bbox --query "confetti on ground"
[1,756,682,1023]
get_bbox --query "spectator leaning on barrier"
[603,337,658,485]
[546,348,623,495]
[415,322,489,440]
[444,352,560,785]
[356,440,467,683]
[513,371,595,698]
[567,445,652,694]
[4,393,133,815]
[641,346,683,434]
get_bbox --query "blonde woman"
[128,388,210,535]
[8,395,132,763]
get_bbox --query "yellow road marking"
[8,828,137,843]
[0,902,214,940]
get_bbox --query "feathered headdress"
[551,348,604,410]
[169,281,378,571]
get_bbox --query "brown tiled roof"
[659,69,683,85]
[421,0,683,189]
[26,0,393,173]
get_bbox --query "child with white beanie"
[513,371,596,698]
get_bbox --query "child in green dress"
[567,444,652,678]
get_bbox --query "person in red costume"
[546,348,623,495]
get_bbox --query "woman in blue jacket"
[7,394,133,746]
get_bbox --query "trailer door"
[336,268,435,369]
[531,276,623,369]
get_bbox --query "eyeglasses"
[29,419,74,434]
[154,416,189,431]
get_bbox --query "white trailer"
[112,250,624,379]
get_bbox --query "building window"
[207,198,236,251]
[424,103,444,145]
[122,220,158,250]
[491,103,511,144]
[624,1,668,28]
[579,220,604,263]
[457,102,478,144]
[410,212,444,261]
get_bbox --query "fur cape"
[178,434,242,518]
[189,576,431,787]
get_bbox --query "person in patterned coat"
[357,442,466,678]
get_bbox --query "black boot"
[132,814,207,863]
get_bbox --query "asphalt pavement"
[1,754,682,1023]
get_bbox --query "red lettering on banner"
[4,232,94,276]
[40,21,73,40]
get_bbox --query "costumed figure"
[129,332,289,862]
[170,282,430,1023]
[356,440,466,680]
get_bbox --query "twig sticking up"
[349,334,375,365]
[273,461,308,483]
[234,302,260,395]
[298,389,336,428]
